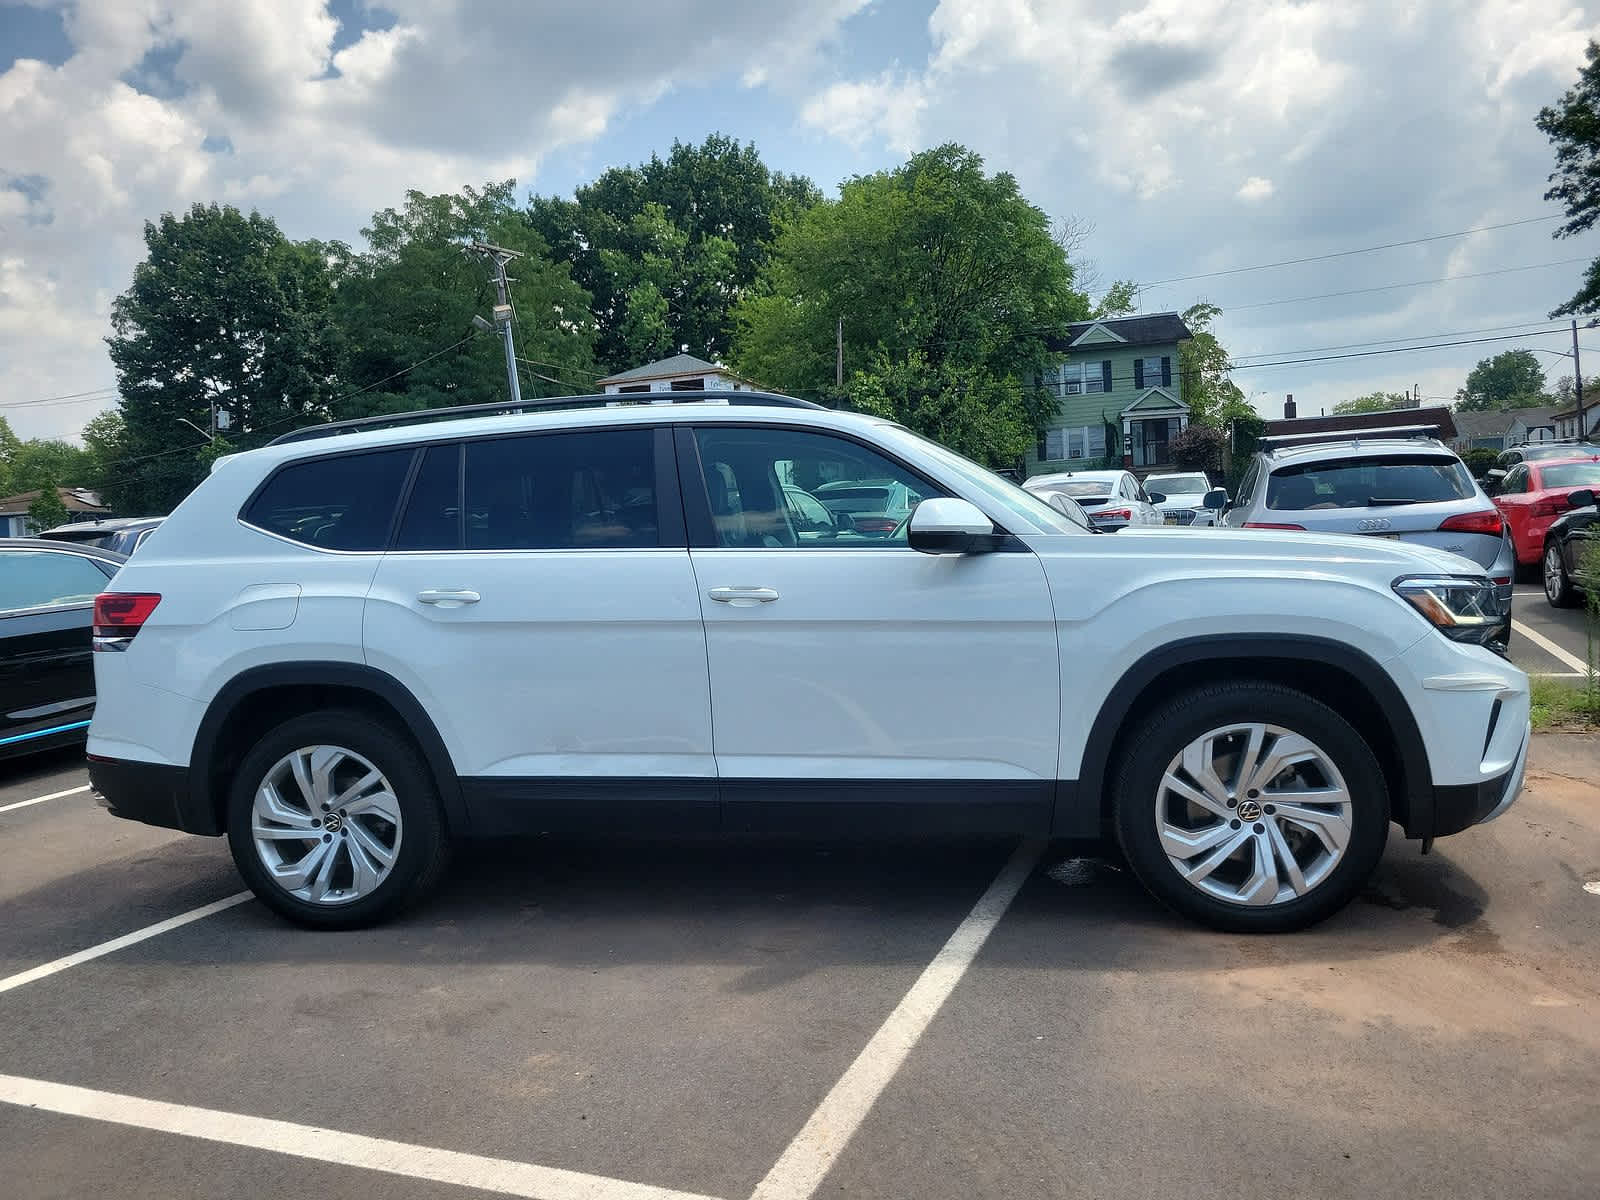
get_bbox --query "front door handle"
[417,588,481,607]
[707,586,780,606]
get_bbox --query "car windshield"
[1265,455,1475,510]
[1146,474,1208,494]
[1043,480,1114,498]
[1537,462,1600,488]
[893,430,1083,533]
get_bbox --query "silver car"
[1225,432,1516,604]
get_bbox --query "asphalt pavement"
[1,739,1596,1200]
[1509,585,1593,677]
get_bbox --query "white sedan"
[1023,469,1164,531]
[1142,471,1226,527]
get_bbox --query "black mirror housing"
[1203,488,1228,510]
[1569,488,1596,509]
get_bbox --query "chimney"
[1284,394,1297,419]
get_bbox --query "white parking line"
[749,838,1045,1200]
[0,1073,724,1200]
[0,893,252,995]
[1513,620,1590,674]
[0,784,90,816]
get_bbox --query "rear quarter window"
[243,448,414,550]
[1265,455,1474,511]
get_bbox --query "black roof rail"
[268,389,825,446]
[1258,423,1442,450]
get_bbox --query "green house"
[1027,312,1194,476]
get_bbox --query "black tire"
[1544,540,1581,608]
[226,709,450,929]
[1113,681,1389,934]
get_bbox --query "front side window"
[1265,455,1475,511]
[0,551,111,612]
[244,449,414,551]
[693,427,940,547]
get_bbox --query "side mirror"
[1146,491,1167,504]
[1203,488,1228,510]
[1569,489,1596,510]
[1487,468,1507,480]
[908,497,1003,555]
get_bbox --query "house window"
[1059,361,1108,395]
[618,384,650,393]
[669,377,706,391]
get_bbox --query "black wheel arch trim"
[189,662,466,835]
[1067,634,1434,839]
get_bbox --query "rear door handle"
[707,586,780,606]
[417,588,480,607]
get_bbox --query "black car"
[1,539,125,759]
[1541,488,1599,608]
[39,516,163,557]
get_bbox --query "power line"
[1,387,118,411]
[1227,319,1569,361]
[1226,327,1572,371]
[1143,214,1564,287]
[1223,257,1592,312]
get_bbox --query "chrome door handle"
[707,586,780,606]
[417,588,480,607]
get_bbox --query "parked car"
[812,478,922,536]
[1490,456,1600,575]
[89,391,1526,935]
[1,539,124,760]
[1023,469,1163,530]
[39,517,164,556]
[1225,432,1516,605]
[1142,472,1229,527]
[1494,441,1600,471]
[1038,489,1098,532]
[1540,487,1600,607]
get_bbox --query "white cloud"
[1237,176,1275,202]
[802,71,928,153]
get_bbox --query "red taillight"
[1244,522,1305,530]
[93,593,161,645]
[1093,508,1132,521]
[1438,509,1504,536]
[1530,496,1570,519]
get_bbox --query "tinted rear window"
[1049,480,1113,498]
[1538,462,1600,488]
[1265,456,1474,510]
[244,449,414,550]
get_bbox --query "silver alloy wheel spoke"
[251,745,402,906]
[1154,721,1354,908]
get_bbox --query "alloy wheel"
[251,745,403,905]
[1154,722,1353,907]
[1545,543,1565,604]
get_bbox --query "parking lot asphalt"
[2,739,1596,1200]
[1510,585,1592,677]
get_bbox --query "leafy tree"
[334,182,597,418]
[844,354,1032,467]
[1224,411,1267,493]
[1461,447,1501,480]
[1092,280,1139,319]
[528,135,818,369]
[0,415,21,495]
[1538,40,1600,316]
[1168,425,1226,473]
[10,438,91,492]
[734,144,1088,460]
[1454,350,1548,411]
[106,203,346,511]
[26,486,69,534]
[1177,303,1248,427]
[1550,373,1600,408]
[1332,390,1412,415]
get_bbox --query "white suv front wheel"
[1113,682,1389,933]
[226,710,450,928]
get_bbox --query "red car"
[1492,455,1600,569]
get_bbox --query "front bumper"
[1430,727,1528,836]
[89,756,220,836]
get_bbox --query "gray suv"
[1225,432,1516,605]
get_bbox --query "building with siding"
[596,353,758,396]
[0,487,112,537]
[1028,312,1193,477]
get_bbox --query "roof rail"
[268,389,825,446]
[1259,423,1442,449]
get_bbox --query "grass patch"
[1530,676,1600,731]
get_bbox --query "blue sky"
[1,0,1597,440]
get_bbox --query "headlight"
[1392,575,1509,649]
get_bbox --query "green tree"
[844,354,1032,467]
[1168,425,1226,473]
[1177,303,1249,427]
[734,144,1088,460]
[10,438,91,492]
[26,486,69,534]
[106,203,346,511]
[1332,390,1412,415]
[334,181,597,418]
[1538,40,1600,316]
[1454,350,1548,411]
[0,415,22,495]
[528,134,818,370]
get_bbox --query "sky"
[1,0,1597,442]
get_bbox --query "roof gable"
[1123,387,1187,413]
[1068,323,1127,347]
[596,353,724,386]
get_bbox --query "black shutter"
[1102,361,1112,392]
[1037,432,1048,460]
[1161,356,1172,388]
[1133,358,1144,389]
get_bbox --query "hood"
[1032,525,1485,577]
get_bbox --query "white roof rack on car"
[1258,423,1442,450]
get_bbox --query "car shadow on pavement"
[0,746,87,797]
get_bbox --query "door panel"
[0,608,97,749]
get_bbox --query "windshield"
[1146,474,1209,494]
[1537,462,1600,489]
[1265,455,1474,510]
[893,430,1084,533]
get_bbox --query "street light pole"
[470,242,525,406]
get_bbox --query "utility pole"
[836,316,844,389]
[1574,319,1585,438]
[470,242,525,405]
